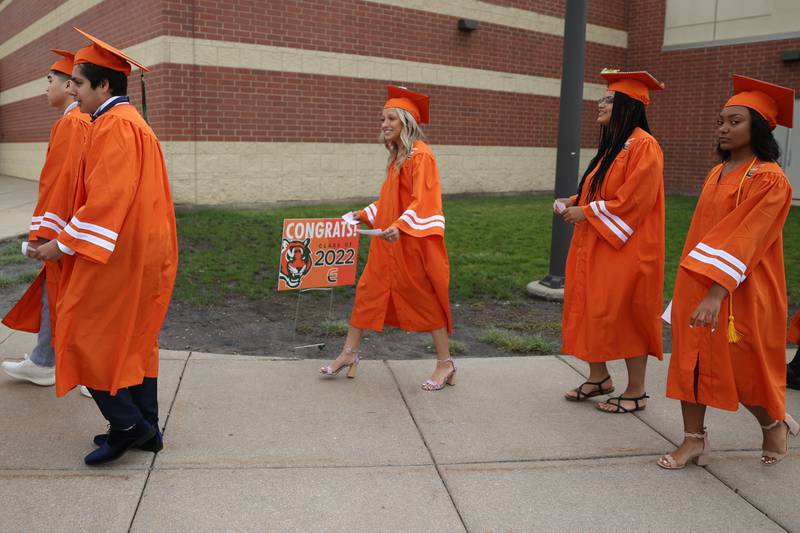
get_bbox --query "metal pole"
[536,0,587,291]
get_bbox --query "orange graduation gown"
[666,160,792,420]
[53,103,178,397]
[562,127,665,362]
[789,312,800,344]
[2,104,90,334]
[350,140,452,334]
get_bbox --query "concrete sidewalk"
[1,326,799,532]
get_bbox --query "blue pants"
[30,279,55,368]
[89,378,159,431]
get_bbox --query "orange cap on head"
[384,85,429,124]
[72,27,150,77]
[599,69,665,105]
[725,74,794,130]
[49,49,75,76]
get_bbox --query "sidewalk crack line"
[385,360,469,533]
[126,351,193,532]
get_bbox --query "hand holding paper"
[379,226,400,242]
[341,211,360,225]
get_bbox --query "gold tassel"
[724,157,754,345]
[727,298,743,343]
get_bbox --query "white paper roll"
[21,241,29,256]
[661,300,672,324]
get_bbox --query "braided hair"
[576,92,650,201]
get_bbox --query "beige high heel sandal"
[761,413,800,465]
[657,429,711,470]
[421,357,456,391]
[319,347,360,379]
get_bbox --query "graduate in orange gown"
[659,76,797,470]
[32,28,178,465]
[789,312,800,390]
[1,49,90,387]
[319,86,454,391]
[559,70,665,414]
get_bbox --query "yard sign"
[277,218,359,291]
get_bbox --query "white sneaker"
[1,354,55,386]
[79,385,92,398]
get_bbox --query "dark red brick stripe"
[2,0,625,95]
[0,0,69,44]
[0,78,146,143]
[2,64,606,148]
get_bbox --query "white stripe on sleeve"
[39,220,63,234]
[598,201,633,236]
[401,209,445,225]
[589,202,628,243]
[687,250,744,285]
[43,211,67,229]
[69,217,118,241]
[399,214,445,231]
[695,242,746,276]
[64,224,115,252]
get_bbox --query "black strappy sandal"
[596,393,649,413]
[565,375,614,402]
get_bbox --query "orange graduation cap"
[384,85,430,124]
[72,27,150,77]
[725,74,794,130]
[49,49,75,76]
[599,69,665,106]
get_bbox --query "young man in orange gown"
[32,28,178,465]
[659,76,797,469]
[2,49,90,387]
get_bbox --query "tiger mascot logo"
[279,238,312,289]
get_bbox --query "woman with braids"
[319,86,454,391]
[558,70,666,414]
[659,76,797,469]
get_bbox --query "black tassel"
[141,70,148,123]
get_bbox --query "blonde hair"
[381,107,426,170]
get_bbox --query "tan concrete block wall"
[3,141,594,205]
[162,142,595,204]
[0,143,46,181]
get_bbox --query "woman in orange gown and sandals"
[659,76,798,469]
[559,70,666,414]
[319,86,454,391]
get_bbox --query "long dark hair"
[716,108,781,163]
[576,92,650,201]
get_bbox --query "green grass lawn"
[174,195,799,306]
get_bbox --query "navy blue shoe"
[84,420,156,466]
[93,428,163,452]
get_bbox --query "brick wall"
[0,0,68,43]
[0,0,619,148]
[1,0,625,203]
[627,0,800,193]
[1,66,602,148]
